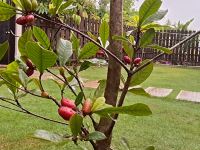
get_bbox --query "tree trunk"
[96,0,123,149]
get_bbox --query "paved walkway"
[176,90,200,103]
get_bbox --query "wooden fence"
[36,18,200,66]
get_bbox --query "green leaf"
[94,103,152,116]
[91,97,106,112]
[78,42,99,59]
[18,69,29,88]
[12,0,23,9]
[88,131,106,141]
[79,61,92,72]
[99,21,109,48]
[112,35,129,43]
[123,41,133,58]
[142,23,170,30]
[93,80,106,99]
[6,61,19,74]
[70,31,80,56]
[26,42,57,73]
[50,79,62,90]
[56,38,73,66]
[147,44,172,54]
[140,28,155,48]
[0,2,16,21]
[139,0,162,25]
[34,130,65,143]
[145,10,168,24]
[18,28,33,56]
[69,114,83,136]
[0,41,9,61]
[33,26,50,49]
[87,31,98,41]
[75,92,84,106]
[52,0,62,13]
[128,87,151,97]
[58,0,73,12]
[0,80,5,87]
[31,78,43,91]
[0,71,19,95]
[130,60,153,86]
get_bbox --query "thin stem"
[46,69,65,83]
[34,14,130,73]
[39,73,45,92]
[0,75,60,107]
[62,74,78,97]
[0,104,24,113]
[0,103,68,125]
[64,66,86,99]
[0,97,19,107]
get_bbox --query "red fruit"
[61,98,76,110]
[16,16,28,25]
[58,106,76,120]
[82,99,92,115]
[26,14,35,23]
[133,57,142,65]
[26,59,34,69]
[96,50,105,56]
[123,56,131,64]
[26,68,34,77]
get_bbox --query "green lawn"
[1,65,200,150]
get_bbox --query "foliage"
[0,0,177,149]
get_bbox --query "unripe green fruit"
[20,0,32,12]
[30,0,38,11]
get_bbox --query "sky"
[134,0,200,30]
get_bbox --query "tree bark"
[96,0,123,149]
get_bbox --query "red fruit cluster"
[16,14,35,25]
[123,56,132,64]
[25,59,35,77]
[58,98,76,120]
[58,98,93,120]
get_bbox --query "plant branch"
[63,66,98,128]
[64,66,86,99]
[34,14,130,73]
[130,30,200,75]
[0,102,68,125]
[0,97,19,107]
[0,75,60,107]
[39,73,45,92]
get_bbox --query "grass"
[1,65,200,150]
